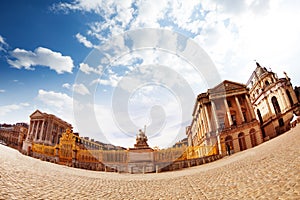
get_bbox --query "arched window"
[249,129,257,147]
[238,132,247,151]
[225,135,234,154]
[257,109,263,125]
[286,89,294,106]
[265,80,270,86]
[271,96,281,115]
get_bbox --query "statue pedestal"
[127,147,154,173]
[127,128,155,173]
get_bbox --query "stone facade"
[22,110,72,154]
[187,80,263,156]
[246,62,299,139]
[0,123,28,150]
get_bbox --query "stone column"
[274,90,284,114]
[224,98,233,126]
[28,120,33,137]
[34,121,40,141]
[199,108,205,138]
[47,121,54,144]
[265,98,272,116]
[38,120,45,142]
[235,96,245,123]
[211,100,220,131]
[245,95,256,120]
[204,104,212,133]
[280,88,290,109]
[217,135,222,155]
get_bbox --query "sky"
[0,0,300,149]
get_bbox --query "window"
[231,115,237,126]
[278,118,284,127]
[265,80,270,86]
[227,100,232,107]
[271,96,281,115]
[243,112,247,122]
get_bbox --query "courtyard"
[0,126,300,199]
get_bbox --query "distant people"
[290,113,298,128]
[226,143,231,156]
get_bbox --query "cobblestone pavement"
[1,126,300,200]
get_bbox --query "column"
[34,121,39,141]
[47,121,54,143]
[211,100,220,131]
[235,96,245,123]
[38,120,45,142]
[199,108,206,138]
[280,87,290,109]
[204,105,212,133]
[224,98,233,126]
[265,98,271,115]
[217,135,222,155]
[276,90,285,113]
[245,95,256,120]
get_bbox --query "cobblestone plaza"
[1,126,300,199]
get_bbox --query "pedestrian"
[226,143,231,156]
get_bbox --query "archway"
[257,109,263,125]
[271,96,281,115]
[238,132,247,151]
[249,129,257,147]
[225,135,233,155]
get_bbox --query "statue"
[134,126,150,148]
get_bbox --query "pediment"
[213,80,246,92]
[209,80,247,95]
[30,110,44,118]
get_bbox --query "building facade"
[246,62,299,139]
[22,110,72,153]
[0,123,28,149]
[187,80,263,156]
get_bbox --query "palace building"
[246,62,299,139]
[22,110,72,153]
[187,80,263,156]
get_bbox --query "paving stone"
[1,126,300,199]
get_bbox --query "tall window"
[265,80,270,86]
[249,129,257,147]
[257,109,263,124]
[243,112,247,122]
[227,100,232,107]
[231,115,237,126]
[238,132,247,151]
[225,135,233,152]
[271,96,281,115]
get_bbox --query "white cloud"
[51,0,300,146]
[76,33,93,48]
[0,103,29,117]
[36,89,76,129]
[62,82,90,95]
[0,89,5,93]
[37,89,73,110]
[0,35,8,52]
[73,83,90,95]
[79,63,103,75]
[62,83,71,89]
[91,73,121,87]
[7,47,74,74]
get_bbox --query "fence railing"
[30,130,220,171]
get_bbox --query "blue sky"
[1,0,300,148]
